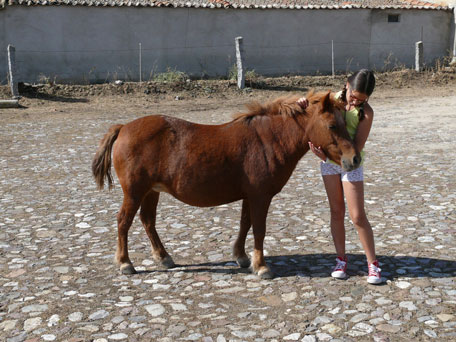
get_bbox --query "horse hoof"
[236,257,251,269]
[120,264,137,275]
[258,269,274,280]
[161,256,176,269]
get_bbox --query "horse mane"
[232,90,343,124]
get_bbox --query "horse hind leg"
[116,197,141,274]
[233,199,251,268]
[139,191,175,269]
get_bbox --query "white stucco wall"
[0,6,452,83]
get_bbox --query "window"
[388,14,400,23]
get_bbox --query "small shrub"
[228,65,260,82]
[38,74,56,86]
[433,56,451,72]
[228,64,237,80]
[245,70,260,81]
[153,67,188,83]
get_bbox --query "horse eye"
[329,125,336,130]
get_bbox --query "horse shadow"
[140,254,456,280]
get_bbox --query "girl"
[298,69,382,284]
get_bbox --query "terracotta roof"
[4,0,451,9]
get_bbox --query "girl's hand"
[308,141,327,161]
[297,97,309,109]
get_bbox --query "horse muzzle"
[341,154,362,172]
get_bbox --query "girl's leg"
[342,181,376,263]
[322,174,346,257]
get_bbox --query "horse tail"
[92,124,123,190]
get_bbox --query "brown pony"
[92,91,360,279]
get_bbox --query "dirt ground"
[1,69,456,121]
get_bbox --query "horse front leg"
[233,199,251,268]
[139,191,175,269]
[249,197,274,279]
[116,197,141,274]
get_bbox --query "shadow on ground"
[247,80,309,93]
[20,92,89,103]
[18,83,89,103]
[138,254,456,280]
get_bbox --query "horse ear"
[320,91,332,112]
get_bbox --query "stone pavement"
[0,92,455,342]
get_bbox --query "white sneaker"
[331,256,348,279]
[367,260,383,284]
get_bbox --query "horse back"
[113,115,263,206]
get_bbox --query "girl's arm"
[354,103,374,151]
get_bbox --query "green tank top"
[328,91,365,166]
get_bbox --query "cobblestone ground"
[0,89,455,342]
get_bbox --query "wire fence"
[1,39,447,85]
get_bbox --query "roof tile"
[5,0,451,9]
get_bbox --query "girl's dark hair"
[340,69,375,121]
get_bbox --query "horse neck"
[266,114,310,161]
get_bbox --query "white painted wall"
[0,6,452,83]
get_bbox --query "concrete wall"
[0,6,453,83]
[370,9,452,70]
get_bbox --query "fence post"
[7,45,20,99]
[235,37,245,89]
[331,40,335,77]
[415,41,423,72]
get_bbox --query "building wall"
[0,6,452,83]
[370,9,451,70]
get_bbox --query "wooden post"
[7,45,20,99]
[415,41,423,72]
[331,40,335,77]
[235,37,245,89]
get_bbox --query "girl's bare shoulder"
[364,102,374,117]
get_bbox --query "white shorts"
[320,161,364,182]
